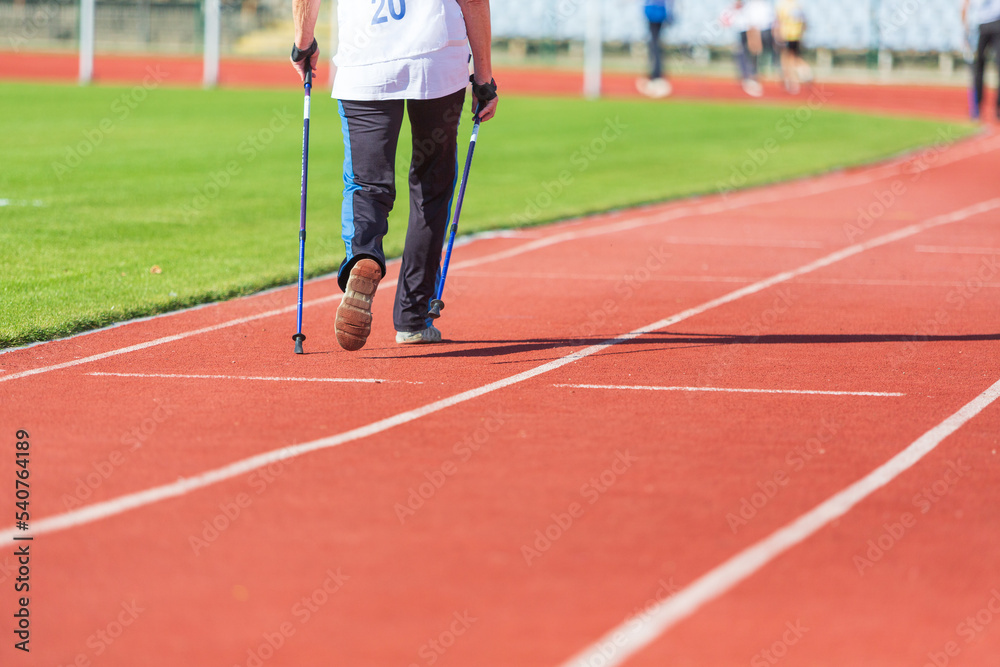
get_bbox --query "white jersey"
[743,0,775,31]
[332,0,470,101]
[721,6,748,33]
[973,0,1000,24]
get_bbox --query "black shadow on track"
[369,332,1000,360]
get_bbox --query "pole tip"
[427,300,444,319]
[293,333,306,355]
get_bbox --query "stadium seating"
[0,0,973,55]
[491,0,970,53]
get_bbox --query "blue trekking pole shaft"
[428,116,480,319]
[966,27,979,118]
[293,67,312,354]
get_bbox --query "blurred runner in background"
[775,0,812,94]
[723,0,763,97]
[637,0,676,98]
[964,0,1000,119]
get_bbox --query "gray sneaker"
[395,325,442,344]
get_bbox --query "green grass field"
[0,82,973,348]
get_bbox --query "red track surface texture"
[1,73,1000,667]
[1,50,996,121]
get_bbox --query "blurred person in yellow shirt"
[775,0,812,94]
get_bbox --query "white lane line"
[0,198,996,543]
[0,227,536,358]
[803,277,1000,288]
[557,375,1000,667]
[456,134,1000,271]
[459,272,760,284]
[3,135,998,380]
[915,245,1000,255]
[86,372,421,385]
[0,270,349,358]
[0,296,337,384]
[458,272,1000,289]
[555,384,905,397]
[0,199,45,207]
[671,237,823,248]
[638,236,823,249]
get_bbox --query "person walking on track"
[723,0,763,97]
[637,0,675,98]
[964,0,1000,120]
[291,0,499,351]
[775,0,811,94]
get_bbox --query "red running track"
[0,49,996,121]
[1,84,1000,666]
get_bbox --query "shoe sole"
[335,259,381,351]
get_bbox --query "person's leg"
[762,28,776,73]
[648,20,663,80]
[737,32,752,81]
[334,99,404,350]
[393,88,465,333]
[336,99,405,291]
[786,41,804,92]
[794,42,813,82]
[986,21,1000,117]
[974,24,990,116]
[781,47,795,91]
[737,32,763,96]
[745,29,762,78]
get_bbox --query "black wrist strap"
[470,75,498,102]
[291,38,318,63]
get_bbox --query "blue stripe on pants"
[338,100,361,266]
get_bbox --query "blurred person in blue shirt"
[637,0,676,98]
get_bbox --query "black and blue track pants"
[336,87,465,332]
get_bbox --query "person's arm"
[291,0,322,81]
[962,0,970,25]
[456,0,498,122]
